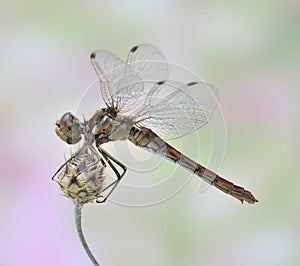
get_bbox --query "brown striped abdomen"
[129,126,258,204]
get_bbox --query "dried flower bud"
[54,149,105,204]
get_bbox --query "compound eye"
[56,112,82,144]
[59,112,75,128]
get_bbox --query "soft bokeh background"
[1,1,299,265]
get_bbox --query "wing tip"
[130,45,139,53]
[187,81,198,86]
[157,80,166,85]
[90,52,96,59]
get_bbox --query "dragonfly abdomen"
[129,126,258,204]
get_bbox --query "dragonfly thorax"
[92,113,134,145]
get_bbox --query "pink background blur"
[0,1,299,265]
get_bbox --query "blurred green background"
[1,0,299,265]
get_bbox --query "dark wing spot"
[187,81,198,86]
[157,80,166,85]
[90,52,96,59]
[130,45,138,53]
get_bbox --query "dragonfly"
[54,44,258,204]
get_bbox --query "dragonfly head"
[55,112,82,144]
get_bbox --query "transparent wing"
[90,44,218,140]
[90,49,125,107]
[130,80,219,140]
[90,44,168,111]
[125,44,168,85]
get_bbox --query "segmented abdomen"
[129,126,258,204]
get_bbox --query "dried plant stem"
[74,202,100,266]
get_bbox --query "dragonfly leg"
[96,147,127,203]
[88,144,107,167]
